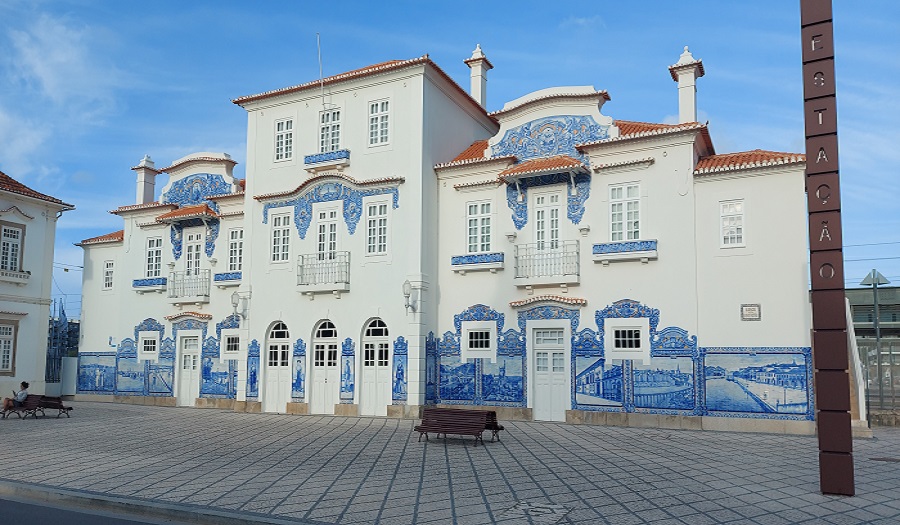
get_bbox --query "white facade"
[0,170,73,396]
[78,48,815,431]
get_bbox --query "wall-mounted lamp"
[402,280,417,314]
[231,290,251,320]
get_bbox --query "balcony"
[133,277,167,294]
[592,239,658,265]
[168,269,210,304]
[0,268,30,286]
[304,149,350,172]
[297,251,350,296]
[514,240,580,288]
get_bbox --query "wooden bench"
[39,396,74,418]
[483,411,505,442]
[1,394,42,419]
[415,407,497,447]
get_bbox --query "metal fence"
[167,269,211,298]
[297,251,350,286]
[514,240,579,279]
[858,339,900,411]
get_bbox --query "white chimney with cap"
[464,44,493,108]
[668,46,705,123]
[132,155,160,205]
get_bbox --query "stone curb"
[0,479,323,525]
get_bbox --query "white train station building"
[78,46,823,433]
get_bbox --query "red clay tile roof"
[510,295,588,308]
[499,155,586,178]
[615,120,683,136]
[451,140,489,163]
[156,204,219,222]
[164,311,213,321]
[694,149,805,176]
[79,230,124,246]
[233,55,493,120]
[577,120,714,154]
[0,170,73,208]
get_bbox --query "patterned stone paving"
[1,402,899,524]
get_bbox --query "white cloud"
[559,15,606,30]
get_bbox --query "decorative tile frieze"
[592,240,658,264]
[132,277,167,289]
[162,173,232,209]
[213,272,242,281]
[505,172,591,229]
[490,115,609,163]
[262,181,400,239]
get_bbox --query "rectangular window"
[467,330,491,350]
[466,202,492,253]
[610,184,640,241]
[378,343,389,367]
[319,109,341,153]
[721,200,744,247]
[314,347,325,367]
[0,324,13,372]
[268,348,288,367]
[146,237,162,278]
[103,260,114,290]
[228,229,244,271]
[141,337,158,354]
[271,215,290,262]
[275,119,293,161]
[185,232,203,276]
[224,335,240,354]
[614,329,641,349]
[368,100,389,145]
[536,351,549,372]
[1,225,22,272]
[364,344,375,367]
[366,203,388,254]
[552,352,565,373]
[327,347,338,367]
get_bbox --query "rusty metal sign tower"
[800,0,855,496]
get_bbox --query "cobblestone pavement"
[2,402,899,524]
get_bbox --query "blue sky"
[0,1,897,318]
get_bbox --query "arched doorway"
[311,320,340,414]
[360,319,390,416]
[263,321,291,413]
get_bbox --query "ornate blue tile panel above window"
[261,180,400,239]
[490,115,609,164]
[133,278,167,293]
[162,173,232,209]
[592,239,658,264]
[505,172,591,230]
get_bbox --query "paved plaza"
[1,402,899,524]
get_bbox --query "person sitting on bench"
[3,381,29,411]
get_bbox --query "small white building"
[0,169,74,396]
[78,47,815,433]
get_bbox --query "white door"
[361,341,391,416]
[177,337,200,407]
[532,328,568,422]
[264,343,291,413]
[360,319,390,416]
[311,342,339,414]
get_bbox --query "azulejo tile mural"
[392,336,408,404]
[427,300,813,421]
[292,338,306,401]
[261,180,400,239]
[78,317,240,400]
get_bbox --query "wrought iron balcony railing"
[167,269,210,299]
[514,240,579,280]
[297,251,350,288]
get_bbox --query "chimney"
[131,155,160,205]
[464,44,493,108]
[668,46,705,123]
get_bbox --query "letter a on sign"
[817,148,829,163]
[820,221,832,242]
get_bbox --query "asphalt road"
[0,497,195,525]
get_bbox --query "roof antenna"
[317,33,326,109]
